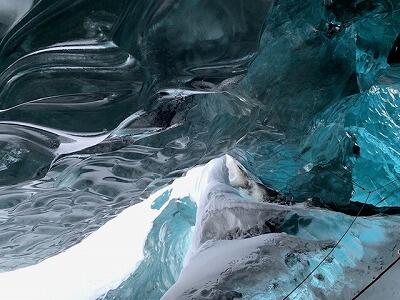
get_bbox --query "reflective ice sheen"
[0,0,399,299]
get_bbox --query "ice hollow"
[0,0,400,299]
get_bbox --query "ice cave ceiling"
[0,0,399,299]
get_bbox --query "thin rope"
[369,178,400,193]
[282,192,371,300]
[265,142,400,299]
[374,185,400,206]
[352,249,400,299]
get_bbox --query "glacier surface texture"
[0,0,400,299]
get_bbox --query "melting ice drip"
[0,155,399,299]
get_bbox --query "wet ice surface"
[1,155,399,300]
[0,0,400,299]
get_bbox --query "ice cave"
[0,0,399,299]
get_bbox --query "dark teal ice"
[0,0,399,299]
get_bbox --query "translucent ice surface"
[0,0,399,299]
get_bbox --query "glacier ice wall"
[0,0,399,299]
[1,155,399,300]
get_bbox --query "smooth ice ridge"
[1,1,400,299]
[1,155,399,300]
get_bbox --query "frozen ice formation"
[1,155,398,299]
[0,0,400,299]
